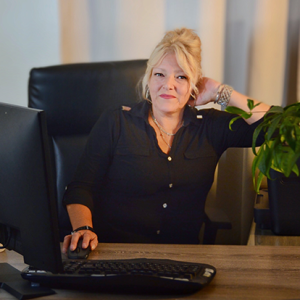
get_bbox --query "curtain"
[59,0,300,106]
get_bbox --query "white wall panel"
[60,0,91,63]
[0,0,60,106]
[248,0,289,106]
[197,0,226,82]
[89,0,165,62]
[165,0,200,31]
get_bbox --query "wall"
[0,0,60,107]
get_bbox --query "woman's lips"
[160,94,176,99]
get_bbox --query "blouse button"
[167,156,172,161]
[169,183,173,188]
[163,203,167,208]
[157,230,160,234]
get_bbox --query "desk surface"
[1,243,300,300]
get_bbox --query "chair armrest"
[203,207,232,244]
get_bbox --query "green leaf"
[252,102,262,109]
[225,106,248,115]
[267,106,284,114]
[281,125,297,151]
[241,112,252,119]
[252,122,266,155]
[269,138,281,168]
[278,147,296,177]
[246,99,261,111]
[266,114,281,141]
[272,141,284,171]
[255,172,265,194]
[257,143,273,178]
[291,163,300,176]
[284,103,300,113]
[252,154,259,180]
[252,161,259,191]
[286,152,300,176]
[247,99,254,110]
[252,145,265,182]
[263,113,278,124]
[293,118,300,138]
[228,116,242,130]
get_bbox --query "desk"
[1,243,300,299]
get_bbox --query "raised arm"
[193,77,271,124]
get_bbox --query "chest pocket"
[183,143,218,188]
[108,145,158,195]
[110,145,150,181]
[184,146,216,160]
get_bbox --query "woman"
[62,28,270,253]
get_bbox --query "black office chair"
[28,60,231,243]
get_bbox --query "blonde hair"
[142,28,202,100]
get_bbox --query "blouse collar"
[128,100,202,127]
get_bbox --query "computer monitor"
[0,102,63,274]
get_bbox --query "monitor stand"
[0,263,55,299]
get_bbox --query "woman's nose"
[163,76,175,90]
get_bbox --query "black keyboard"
[22,258,216,294]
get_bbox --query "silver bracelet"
[214,84,223,103]
[214,84,233,108]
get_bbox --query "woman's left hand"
[188,77,220,107]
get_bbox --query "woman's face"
[148,53,191,115]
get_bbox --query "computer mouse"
[67,238,91,259]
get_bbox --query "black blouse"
[63,100,263,244]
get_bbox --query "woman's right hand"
[194,77,220,106]
[62,230,98,253]
[63,204,98,253]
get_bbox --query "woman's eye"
[154,73,164,77]
[178,75,187,80]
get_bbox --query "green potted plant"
[226,100,300,235]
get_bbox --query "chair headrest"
[29,60,147,135]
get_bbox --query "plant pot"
[268,165,300,236]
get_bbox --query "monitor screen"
[0,102,63,273]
